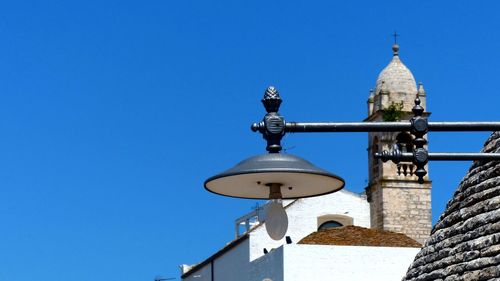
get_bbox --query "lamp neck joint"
[267,183,283,199]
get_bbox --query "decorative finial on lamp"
[262,86,282,113]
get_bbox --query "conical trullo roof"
[403,132,500,280]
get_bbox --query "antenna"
[251,202,261,211]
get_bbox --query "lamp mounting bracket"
[251,86,500,184]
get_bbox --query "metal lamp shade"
[204,153,345,199]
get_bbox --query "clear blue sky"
[0,1,499,280]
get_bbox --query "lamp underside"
[204,153,345,199]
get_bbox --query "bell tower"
[365,44,432,244]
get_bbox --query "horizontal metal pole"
[428,153,500,161]
[286,122,410,132]
[373,152,414,161]
[428,122,500,131]
[374,152,500,161]
[285,121,500,133]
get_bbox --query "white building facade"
[181,44,428,281]
[181,189,420,281]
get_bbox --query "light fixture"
[205,86,500,240]
[204,153,345,199]
[204,153,344,240]
[204,87,345,240]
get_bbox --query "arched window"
[317,214,353,229]
[318,220,343,230]
[396,132,413,153]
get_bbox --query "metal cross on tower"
[393,31,399,44]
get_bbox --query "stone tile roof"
[403,132,500,281]
[298,225,421,248]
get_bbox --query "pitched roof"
[298,225,421,248]
[403,132,500,280]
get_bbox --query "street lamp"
[204,152,344,240]
[204,86,500,240]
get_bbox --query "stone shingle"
[298,225,421,247]
[403,132,500,281]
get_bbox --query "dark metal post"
[410,95,429,183]
[253,87,286,153]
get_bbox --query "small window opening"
[396,132,415,176]
[318,220,343,231]
[396,132,413,153]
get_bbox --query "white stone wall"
[182,262,211,281]
[183,190,373,280]
[215,238,250,280]
[248,244,420,281]
[183,234,419,281]
[249,189,370,261]
[183,239,250,281]
[249,247,284,281]
[283,245,420,281]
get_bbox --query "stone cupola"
[368,44,425,116]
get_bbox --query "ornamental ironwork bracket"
[251,86,500,184]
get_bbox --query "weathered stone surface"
[403,132,500,281]
[374,45,419,112]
